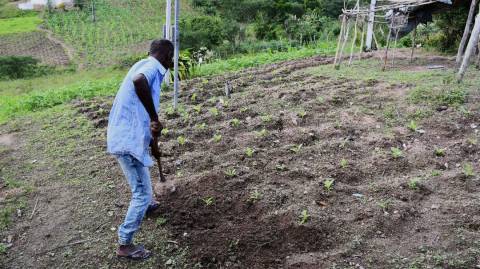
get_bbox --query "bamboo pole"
[359,17,366,60]
[349,1,360,65]
[392,27,400,67]
[338,17,351,66]
[456,0,478,67]
[382,14,394,71]
[457,11,480,81]
[410,24,417,63]
[334,15,347,68]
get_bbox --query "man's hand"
[150,137,161,160]
[150,121,163,137]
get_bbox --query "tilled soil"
[8,53,480,268]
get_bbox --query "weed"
[297,110,307,119]
[467,137,478,146]
[5,177,21,188]
[334,120,342,129]
[0,243,6,254]
[255,128,268,138]
[193,104,202,113]
[190,92,197,102]
[0,206,15,230]
[316,96,325,104]
[260,114,272,123]
[463,163,475,178]
[247,190,262,203]
[202,78,209,84]
[245,147,255,158]
[290,144,303,154]
[323,179,335,192]
[390,147,403,159]
[195,123,206,130]
[340,158,348,169]
[209,107,220,117]
[219,98,229,108]
[378,199,392,211]
[276,164,287,171]
[434,148,445,157]
[431,170,442,177]
[299,209,310,224]
[207,96,216,104]
[156,217,167,226]
[202,196,215,206]
[165,105,176,117]
[407,120,418,132]
[230,118,240,127]
[212,134,222,143]
[161,128,169,136]
[177,136,186,146]
[225,168,237,178]
[240,107,249,113]
[408,178,421,190]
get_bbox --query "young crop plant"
[212,134,222,143]
[463,163,475,178]
[230,118,240,127]
[207,96,216,104]
[467,137,478,146]
[219,98,229,108]
[276,164,287,171]
[316,96,325,104]
[247,190,262,204]
[156,217,167,226]
[378,199,392,211]
[161,128,169,136]
[240,107,249,113]
[190,92,198,102]
[0,243,6,254]
[323,179,335,192]
[260,115,272,123]
[255,128,268,138]
[390,147,403,159]
[434,148,446,157]
[165,105,176,117]
[290,144,303,154]
[195,122,207,130]
[431,170,442,177]
[297,109,307,119]
[408,178,421,190]
[245,147,255,158]
[407,120,418,132]
[202,196,215,206]
[224,168,237,178]
[209,107,220,117]
[340,158,348,169]
[299,209,310,225]
[177,135,186,146]
[193,104,202,114]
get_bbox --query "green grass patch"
[0,16,42,35]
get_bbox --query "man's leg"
[115,154,153,259]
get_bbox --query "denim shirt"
[107,56,167,167]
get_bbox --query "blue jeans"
[116,154,153,245]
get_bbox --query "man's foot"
[116,244,151,260]
[146,200,160,215]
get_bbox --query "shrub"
[0,56,53,80]
[180,15,237,51]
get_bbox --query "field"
[1,50,480,268]
[0,16,42,35]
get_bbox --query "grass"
[0,16,42,35]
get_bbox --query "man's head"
[149,39,174,69]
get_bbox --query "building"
[18,0,74,10]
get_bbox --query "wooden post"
[457,11,480,81]
[382,14,394,71]
[338,17,351,66]
[173,0,180,109]
[410,24,417,62]
[349,1,360,65]
[91,0,96,22]
[334,15,347,68]
[456,0,478,67]
[392,27,400,67]
[165,0,172,40]
[358,16,366,60]
[366,0,377,51]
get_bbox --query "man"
[107,39,174,260]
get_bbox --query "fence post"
[365,0,377,51]
[173,0,180,109]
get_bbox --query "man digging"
[107,39,174,260]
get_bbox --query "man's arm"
[133,73,158,122]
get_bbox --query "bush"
[0,56,53,80]
[180,15,238,51]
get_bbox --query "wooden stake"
[366,0,377,51]
[383,15,394,71]
[349,1,360,65]
[359,17,366,60]
[338,17,351,66]
[457,11,480,81]
[456,0,478,67]
[410,24,417,63]
[334,15,347,68]
[392,27,400,67]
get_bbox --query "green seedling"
[316,96,325,104]
[463,163,475,177]
[299,209,310,224]
[297,110,307,119]
[201,78,209,84]
[177,136,186,146]
[225,168,237,178]
[202,196,215,206]
[240,107,249,113]
[212,134,222,143]
[219,98,229,108]
[290,144,302,154]
[207,96,216,104]
[276,164,287,171]
[161,128,169,136]
[431,170,442,177]
[434,148,445,157]
[340,158,348,168]
[245,147,255,157]
[323,179,335,192]
[190,92,197,102]
[334,120,342,129]
[181,112,190,123]
[391,147,403,159]
[378,199,392,211]
[407,120,418,132]
[209,107,220,117]
[230,118,240,127]
[255,128,268,138]
[467,137,478,146]
[193,104,202,113]
[165,105,176,116]
[247,190,262,203]
[408,178,421,190]
[195,123,207,130]
[0,243,6,254]
[156,217,167,226]
[261,115,272,123]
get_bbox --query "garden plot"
[74,54,479,268]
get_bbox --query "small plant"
[0,243,6,254]
[431,170,442,177]
[225,168,237,178]
[202,196,215,206]
[156,217,167,226]
[240,107,249,113]
[245,147,255,157]
[276,164,287,171]
[407,120,418,132]
[408,178,421,190]
[467,137,478,146]
[340,158,348,169]
[378,199,392,211]
[165,105,176,116]
[190,92,197,102]
[212,134,222,143]
[202,78,209,84]
[299,209,310,224]
[161,128,169,136]
[316,96,325,104]
[209,107,220,117]
[230,118,240,127]
[297,110,307,119]
[195,123,207,130]
[255,128,268,138]
[391,147,403,159]
[193,104,202,113]
[434,148,445,157]
[177,135,186,146]
[463,163,475,177]
[323,179,335,192]
[260,115,272,123]
[207,96,216,104]
[181,111,190,123]
[247,190,262,203]
[219,98,229,108]
[290,144,302,153]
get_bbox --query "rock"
[165,259,174,266]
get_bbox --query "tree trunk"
[457,11,480,81]
[366,0,377,51]
[456,0,478,67]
